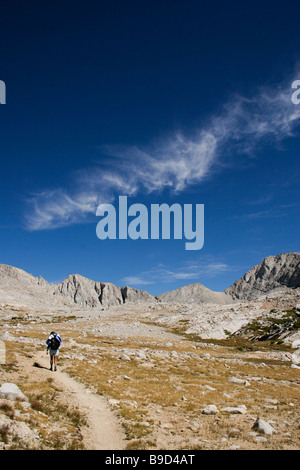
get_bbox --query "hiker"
[46,332,62,371]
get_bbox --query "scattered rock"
[252,418,276,435]
[136,351,147,360]
[228,428,241,437]
[255,436,268,443]
[0,383,27,401]
[228,377,250,386]
[161,422,174,430]
[0,332,13,341]
[108,399,120,406]
[204,385,216,391]
[202,405,219,415]
[119,353,131,361]
[291,349,300,365]
[187,421,202,432]
[291,339,300,349]
[291,363,300,369]
[221,405,247,415]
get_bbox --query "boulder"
[291,349,300,365]
[252,418,276,435]
[202,404,219,415]
[221,405,247,414]
[0,383,27,401]
[228,377,250,386]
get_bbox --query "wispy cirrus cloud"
[25,189,100,231]
[120,259,235,288]
[120,276,155,286]
[232,202,299,222]
[24,72,300,231]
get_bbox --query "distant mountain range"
[0,252,299,310]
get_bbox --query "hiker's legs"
[49,351,58,371]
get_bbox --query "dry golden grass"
[56,331,300,450]
[1,310,300,450]
[0,340,87,450]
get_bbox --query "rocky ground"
[0,288,300,450]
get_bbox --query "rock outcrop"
[225,253,300,301]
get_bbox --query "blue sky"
[0,1,299,295]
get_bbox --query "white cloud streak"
[120,276,155,286]
[121,259,234,288]
[24,75,300,231]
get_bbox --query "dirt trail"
[20,351,125,450]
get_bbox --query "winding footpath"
[20,351,125,450]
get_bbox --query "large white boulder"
[0,383,27,401]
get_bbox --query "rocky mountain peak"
[156,282,233,305]
[225,252,300,300]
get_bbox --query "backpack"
[50,333,61,350]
